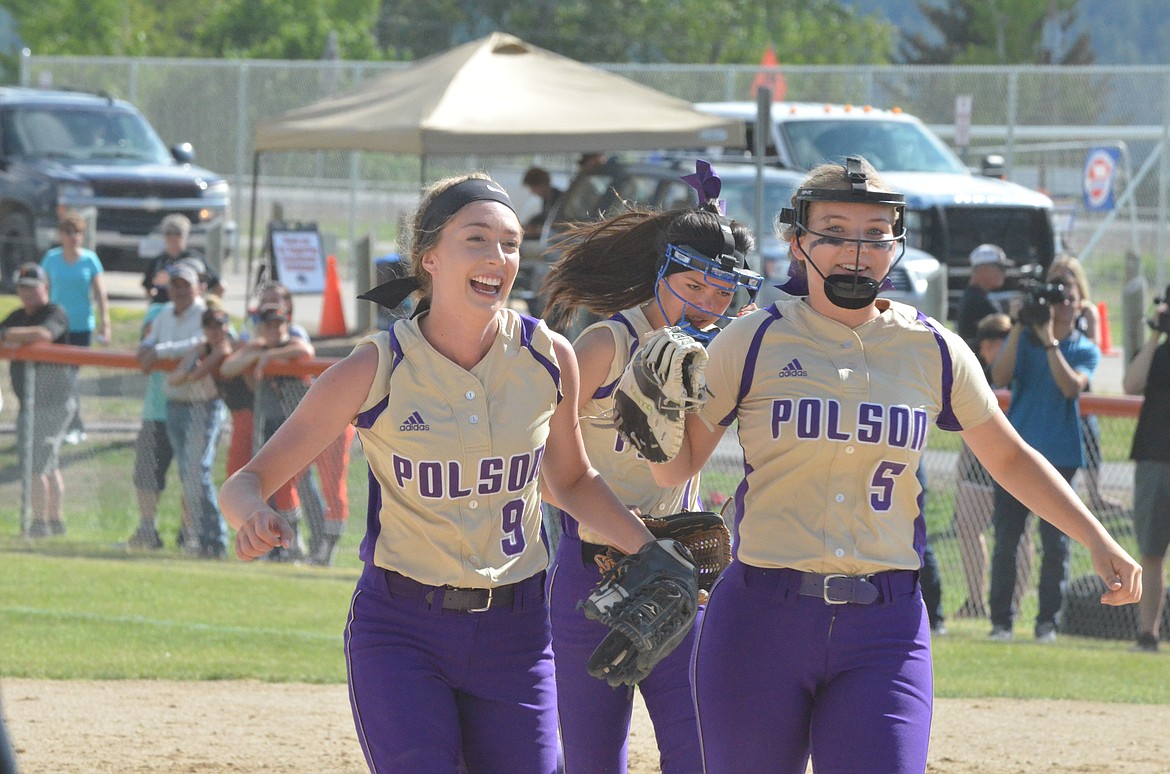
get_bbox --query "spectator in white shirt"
[137,260,227,558]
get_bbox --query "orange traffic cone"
[1097,301,1114,355]
[319,254,347,338]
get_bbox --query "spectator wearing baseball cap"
[168,259,203,288]
[0,262,76,537]
[221,298,316,562]
[15,262,48,286]
[138,254,228,558]
[141,212,225,301]
[956,243,1013,343]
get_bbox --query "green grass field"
[2,540,1167,703]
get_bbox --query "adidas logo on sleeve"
[399,411,431,431]
[778,358,808,377]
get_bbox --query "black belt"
[383,569,533,613]
[798,572,881,605]
[426,585,515,612]
[740,565,919,605]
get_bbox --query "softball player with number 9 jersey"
[644,157,1141,773]
[220,173,668,774]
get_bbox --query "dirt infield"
[4,678,1169,773]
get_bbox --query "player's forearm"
[968,415,1108,549]
[554,471,653,554]
[993,447,1109,547]
[219,471,270,531]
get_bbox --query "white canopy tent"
[248,32,745,285]
[253,32,742,156]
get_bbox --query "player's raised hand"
[234,509,293,561]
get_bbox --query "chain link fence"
[0,345,1159,641]
[0,346,354,566]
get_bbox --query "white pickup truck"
[695,101,1056,318]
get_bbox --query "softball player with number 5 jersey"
[642,157,1141,773]
[219,173,670,774]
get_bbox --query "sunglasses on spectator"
[164,229,184,237]
[60,225,85,235]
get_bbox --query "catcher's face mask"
[654,218,763,345]
[777,156,907,310]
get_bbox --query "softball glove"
[612,326,709,463]
[582,538,699,687]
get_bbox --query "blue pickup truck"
[695,101,1056,317]
[0,87,233,289]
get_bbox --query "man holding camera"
[957,243,1012,343]
[1123,288,1170,652]
[987,260,1100,642]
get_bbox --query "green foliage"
[5,0,383,60]
[196,0,382,60]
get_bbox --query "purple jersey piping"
[917,311,961,431]
[718,305,783,427]
[519,313,563,403]
[593,313,640,400]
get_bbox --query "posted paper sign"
[271,228,326,294]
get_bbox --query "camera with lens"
[1149,284,1170,334]
[1017,281,1068,327]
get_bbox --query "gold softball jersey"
[574,307,702,546]
[700,298,997,575]
[353,309,559,588]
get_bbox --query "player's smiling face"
[799,201,899,280]
[423,200,522,313]
[659,269,737,328]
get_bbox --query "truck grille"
[89,181,209,236]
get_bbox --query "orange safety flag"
[750,45,787,101]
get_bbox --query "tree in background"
[1,0,381,61]
[4,0,893,67]
[900,0,1092,65]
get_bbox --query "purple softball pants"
[693,562,933,774]
[548,533,703,774]
[344,563,559,774]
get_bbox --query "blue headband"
[419,178,516,234]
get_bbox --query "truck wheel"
[0,212,35,293]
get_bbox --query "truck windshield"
[2,106,172,164]
[781,119,968,174]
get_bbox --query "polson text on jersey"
[771,398,928,451]
[389,445,546,499]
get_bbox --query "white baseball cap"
[969,243,1012,268]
